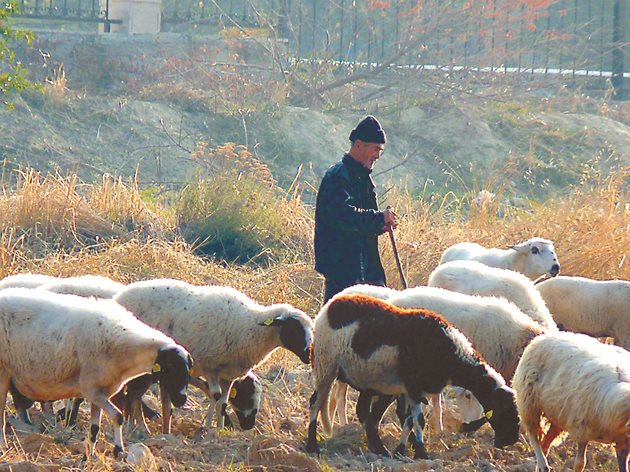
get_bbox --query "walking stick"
[388,226,408,289]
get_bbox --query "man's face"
[355,141,385,170]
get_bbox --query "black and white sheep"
[439,237,560,281]
[113,279,313,433]
[306,294,520,458]
[334,285,545,433]
[115,369,262,433]
[0,288,192,457]
[428,260,558,332]
[536,275,630,350]
[512,331,630,471]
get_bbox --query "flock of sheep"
[0,236,629,472]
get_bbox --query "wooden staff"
[388,226,407,289]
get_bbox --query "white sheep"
[7,275,126,429]
[428,260,557,332]
[41,275,125,299]
[536,275,630,350]
[512,331,630,471]
[113,279,313,433]
[306,294,520,458]
[0,288,192,457]
[0,273,59,289]
[439,237,560,281]
[333,285,545,432]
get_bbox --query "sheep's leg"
[306,371,336,454]
[573,441,588,472]
[330,381,349,426]
[215,379,232,429]
[119,376,153,434]
[87,394,125,458]
[522,414,550,472]
[159,383,172,434]
[615,443,629,472]
[0,376,10,448]
[9,382,34,427]
[409,401,428,459]
[393,396,429,460]
[355,390,372,424]
[364,394,393,457]
[188,377,236,428]
[393,396,410,458]
[189,377,212,397]
[203,377,222,430]
[328,382,338,426]
[66,398,83,427]
[428,393,443,432]
[393,394,414,454]
[128,397,150,434]
[56,398,81,427]
[86,405,102,459]
[540,422,562,455]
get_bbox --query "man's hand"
[383,207,398,230]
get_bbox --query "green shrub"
[176,143,309,265]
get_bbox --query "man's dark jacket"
[314,153,386,285]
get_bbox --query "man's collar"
[343,153,372,176]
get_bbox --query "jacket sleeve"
[318,173,385,235]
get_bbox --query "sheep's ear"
[259,315,284,327]
[493,385,516,409]
[511,241,529,253]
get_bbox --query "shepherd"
[314,115,399,303]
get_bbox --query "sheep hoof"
[113,445,126,459]
[370,446,391,458]
[413,447,430,460]
[193,427,206,442]
[393,444,407,458]
[305,441,319,455]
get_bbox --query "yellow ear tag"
[189,366,199,377]
[229,388,237,399]
[485,410,493,420]
[263,317,274,326]
[152,363,161,374]
[626,419,630,428]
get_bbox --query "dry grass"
[1,164,629,470]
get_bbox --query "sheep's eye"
[531,247,539,254]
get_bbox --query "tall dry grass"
[1,162,630,300]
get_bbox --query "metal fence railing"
[12,0,628,96]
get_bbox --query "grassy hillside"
[2,89,629,204]
[2,31,629,205]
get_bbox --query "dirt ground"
[0,349,621,472]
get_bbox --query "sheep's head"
[512,238,560,279]
[154,345,192,407]
[260,305,314,364]
[228,372,262,430]
[486,385,520,448]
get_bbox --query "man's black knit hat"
[349,115,386,144]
